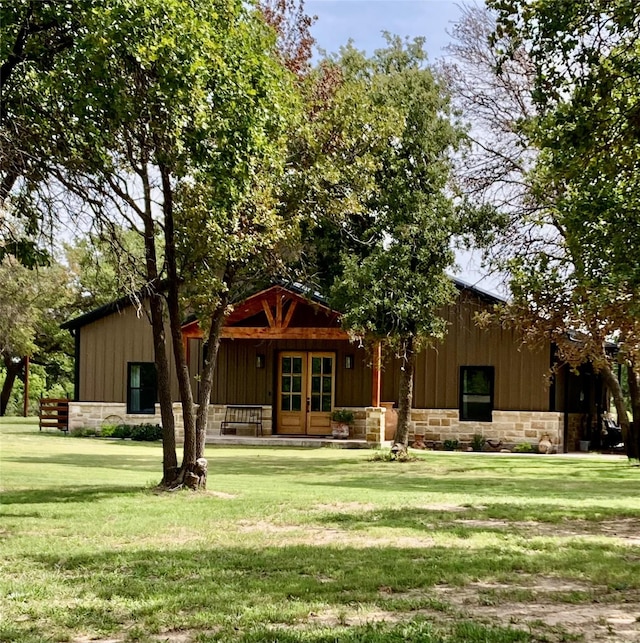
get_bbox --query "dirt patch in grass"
[433,580,640,642]
[455,518,640,544]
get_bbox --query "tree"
[0,1,100,266]
[34,0,301,487]
[0,257,75,415]
[327,38,466,455]
[483,0,640,459]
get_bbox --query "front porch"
[67,401,565,451]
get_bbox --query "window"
[460,366,494,422]
[127,362,157,414]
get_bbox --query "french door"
[277,352,335,435]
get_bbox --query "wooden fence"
[39,398,69,432]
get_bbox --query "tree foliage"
[484,0,640,458]
[325,38,465,452]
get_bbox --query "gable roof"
[62,278,505,331]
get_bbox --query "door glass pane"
[293,358,302,374]
[282,395,290,411]
[282,377,291,393]
[311,394,320,412]
[292,376,302,393]
[282,357,291,374]
[323,357,333,374]
[322,376,332,393]
[311,376,320,393]
[312,357,321,374]
[291,395,301,412]
[322,395,331,412]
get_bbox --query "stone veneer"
[68,402,563,449]
[409,408,564,450]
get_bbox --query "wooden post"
[371,342,382,408]
[23,355,30,417]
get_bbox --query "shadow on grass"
[312,504,640,532]
[0,484,149,505]
[7,540,634,641]
[3,452,161,472]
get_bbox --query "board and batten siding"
[77,305,179,403]
[190,339,371,408]
[381,292,551,411]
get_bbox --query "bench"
[220,405,263,436]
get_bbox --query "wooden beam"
[221,326,349,340]
[282,300,297,329]
[371,342,382,407]
[276,295,283,327]
[261,300,276,328]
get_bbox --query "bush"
[130,423,163,441]
[470,434,486,452]
[331,409,355,424]
[100,424,118,438]
[70,427,97,438]
[443,439,459,451]
[513,442,534,453]
[108,424,133,439]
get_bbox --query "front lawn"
[1,419,639,642]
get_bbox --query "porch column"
[371,341,382,407]
[366,406,386,444]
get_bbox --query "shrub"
[331,409,355,424]
[130,423,163,441]
[513,442,534,453]
[70,427,97,438]
[443,439,459,451]
[110,424,133,439]
[470,434,486,452]
[100,424,117,438]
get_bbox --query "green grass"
[2,419,640,642]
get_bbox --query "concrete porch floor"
[205,435,372,448]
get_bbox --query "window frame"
[459,365,495,422]
[127,362,158,414]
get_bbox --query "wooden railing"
[39,398,69,433]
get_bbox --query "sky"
[305,0,502,294]
[306,0,464,62]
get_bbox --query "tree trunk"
[393,335,415,455]
[196,283,231,460]
[160,163,200,488]
[148,291,179,484]
[140,167,178,485]
[601,363,630,439]
[626,365,640,462]
[1,355,26,416]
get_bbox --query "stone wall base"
[68,403,563,450]
[409,409,564,451]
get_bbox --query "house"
[62,280,594,451]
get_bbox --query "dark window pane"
[323,357,333,375]
[292,376,302,393]
[460,366,493,422]
[293,357,303,374]
[311,394,320,412]
[282,357,291,374]
[322,395,331,412]
[291,395,301,411]
[282,377,291,393]
[322,376,332,393]
[282,395,290,411]
[128,362,157,414]
[311,376,321,393]
[311,357,321,374]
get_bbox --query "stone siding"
[68,402,162,431]
[409,409,564,450]
[68,402,564,450]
